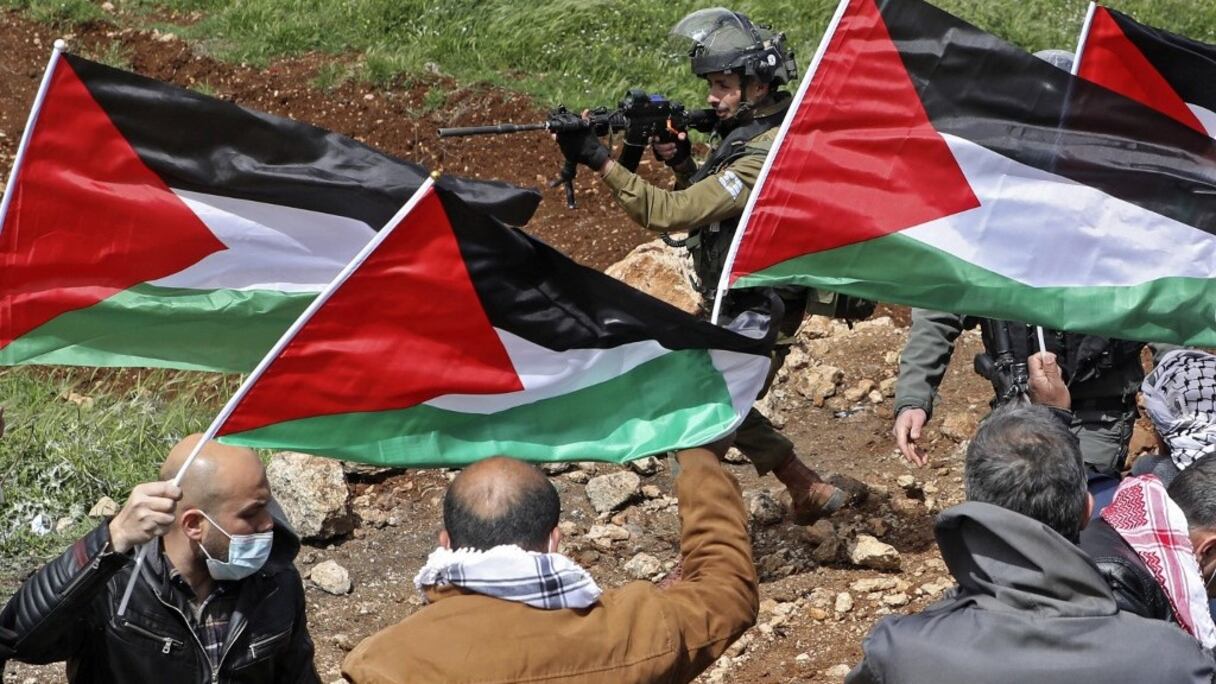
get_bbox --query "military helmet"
[668,7,797,86]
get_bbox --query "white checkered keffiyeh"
[415,545,603,610]
[1142,349,1216,470]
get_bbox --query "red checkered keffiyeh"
[1102,475,1216,647]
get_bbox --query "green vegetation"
[0,369,235,572]
[8,0,1216,108]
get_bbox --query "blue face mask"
[198,511,273,581]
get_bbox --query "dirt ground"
[0,9,1111,683]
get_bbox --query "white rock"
[825,663,853,680]
[266,452,353,541]
[834,592,854,614]
[623,552,662,579]
[310,560,352,595]
[585,471,641,515]
[882,592,911,607]
[848,535,902,571]
[627,456,662,476]
[850,577,899,593]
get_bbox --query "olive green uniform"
[601,97,798,475]
[894,308,1153,474]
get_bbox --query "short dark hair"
[1169,454,1216,530]
[965,404,1087,540]
[443,466,560,552]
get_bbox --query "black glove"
[556,126,611,171]
[662,133,692,168]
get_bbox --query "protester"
[1130,349,1216,487]
[342,435,757,683]
[0,435,319,683]
[1080,452,1216,644]
[847,354,1215,683]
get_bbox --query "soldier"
[892,310,1150,476]
[555,8,860,524]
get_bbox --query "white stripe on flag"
[900,134,1216,288]
[151,189,376,292]
[424,329,763,416]
[1187,103,1216,139]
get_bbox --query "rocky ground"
[0,8,1158,684]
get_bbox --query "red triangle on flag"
[729,0,979,282]
[0,57,226,348]
[1077,7,1207,136]
[218,186,524,436]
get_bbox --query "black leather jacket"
[1079,517,1173,622]
[0,519,319,683]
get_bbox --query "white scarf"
[415,545,602,610]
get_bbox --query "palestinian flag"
[1075,4,1216,138]
[212,179,774,466]
[0,48,538,372]
[719,0,1216,346]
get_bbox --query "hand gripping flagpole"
[116,174,439,616]
[709,0,853,325]
[0,40,66,235]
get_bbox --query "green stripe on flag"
[219,349,739,467]
[734,233,1216,346]
[0,284,314,372]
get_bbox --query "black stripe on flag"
[63,53,540,230]
[436,186,775,355]
[1105,8,1216,115]
[877,0,1216,236]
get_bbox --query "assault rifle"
[974,320,1031,406]
[439,88,716,208]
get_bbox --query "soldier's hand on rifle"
[1028,351,1071,411]
[554,116,611,172]
[651,131,690,168]
[893,407,929,467]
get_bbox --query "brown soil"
[0,10,998,684]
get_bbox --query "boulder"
[310,560,352,595]
[848,534,902,571]
[585,471,641,515]
[940,411,979,442]
[266,452,353,541]
[604,240,699,314]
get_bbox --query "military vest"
[978,319,1145,387]
[684,98,789,301]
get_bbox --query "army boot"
[773,454,846,525]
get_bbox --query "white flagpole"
[0,39,66,236]
[1071,2,1099,77]
[117,174,438,616]
[710,0,854,324]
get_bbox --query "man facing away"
[849,354,1215,684]
[342,436,757,683]
[0,435,319,683]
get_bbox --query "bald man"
[343,439,758,684]
[0,435,319,683]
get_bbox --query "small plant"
[311,61,350,91]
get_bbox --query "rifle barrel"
[437,122,550,138]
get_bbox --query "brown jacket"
[341,449,757,683]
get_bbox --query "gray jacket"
[847,502,1215,684]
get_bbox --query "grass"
[0,368,236,573]
[8,0,1214,110]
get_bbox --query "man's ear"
[439,529,452,550]
[1080,492,1095,531]
[180,509,205,543]
[548,527,563,554]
